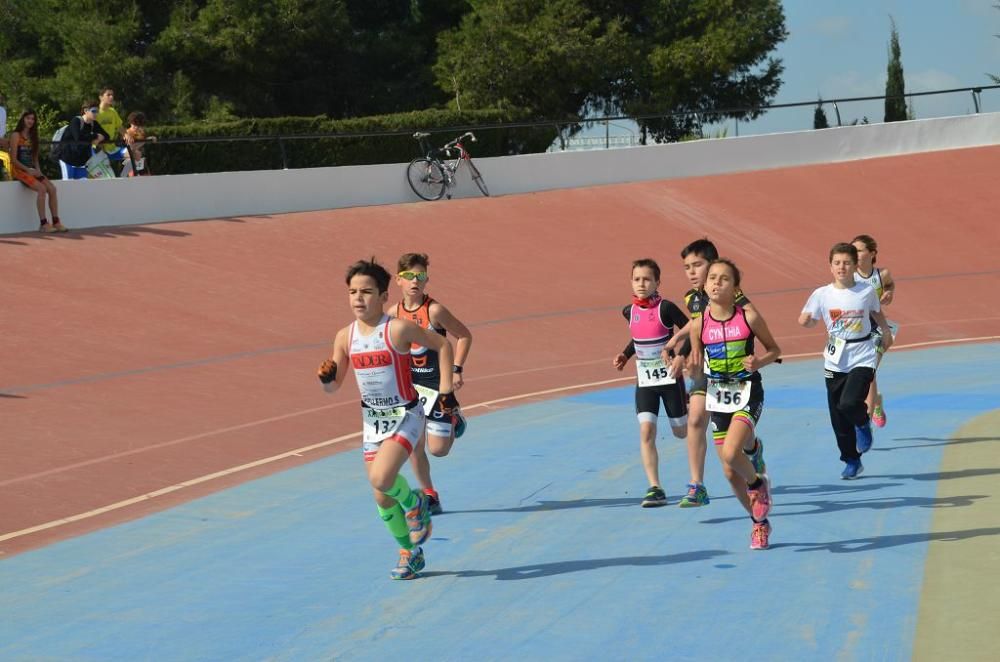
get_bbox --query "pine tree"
[884,17,907,122]
[814,97,830,129]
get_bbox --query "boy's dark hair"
[631,258,660,282]
[126,111,146,127]
[851,234,878,264]
[100,87,114,97]
[397,252,429,272]
[680,238,719,261]
[81,99,99,113]
[709,258,741,288]
[829,242,858,264]
[345,258,391,293]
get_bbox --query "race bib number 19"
[706,379,752,413]
[825,335,846,362]
[414,384,438,416]
[637,357,675,387]
[363,406,406,444]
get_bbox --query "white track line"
[0,376,630,544]
[3,335,997,545]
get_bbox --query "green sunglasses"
[398,271,428,282]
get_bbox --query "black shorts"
[689,372,708,397]
[635,382,688,427]
[709,380,764,444]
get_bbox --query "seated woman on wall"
[9,109,66,233]
[59,101,110,180]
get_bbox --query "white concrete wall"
[2,112,998,235]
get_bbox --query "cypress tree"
[884,18,907,122]
[814,97,830,129]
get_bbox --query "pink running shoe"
[750,520,771,550]
[872,404,887,428]
[747,475,772,521]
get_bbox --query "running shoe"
[746,437,767,475]
[872,404,887,428]
[747,475,772,521]
[855,422,874,454]
[426,491,443,516]
[40,222,57,234]
[405,491,433,545]
[52,221,69,233]
[641,485,668,508]
[841,459,864,480]
[678,482,710,508]
[750,520,771,550]
[390,547,425,580]
[454,410,467,439]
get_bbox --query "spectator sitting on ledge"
[9,109,66,233]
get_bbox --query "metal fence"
[29,84,1000,176]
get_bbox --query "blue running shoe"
[855,422,874,454]
[746,437,766,475]
[454,410,467,439]
[841,459,864,480]
[390,547,425,580]
[678,482,710,508]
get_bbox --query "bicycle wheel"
[468,161,489,197]
[406,158,447,201]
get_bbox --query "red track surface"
[3,145,998,556]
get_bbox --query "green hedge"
[146,108,560,175]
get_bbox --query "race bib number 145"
[637,357,675,387]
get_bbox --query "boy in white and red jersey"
[317,258,458,580]
[391,252,473,515]
[799,243,894,480]
[613,259,690,507]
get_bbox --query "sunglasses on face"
[398,271,428,282]
[88,107,98,114]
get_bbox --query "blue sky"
[584,1,1000,142]
[743,0,1000,133]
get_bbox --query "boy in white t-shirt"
[799,242,894,479]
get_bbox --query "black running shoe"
[427,492,443,516]
[641,485,668,507]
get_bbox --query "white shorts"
[361,405,425,463]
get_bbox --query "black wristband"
[452,364,463,374]
[318,361,337,384]
[623,341,635,359]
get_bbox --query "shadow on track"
[421,549,730,581]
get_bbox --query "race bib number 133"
[363,406,406,443]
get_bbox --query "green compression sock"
[384,474,418,511]
[377,503,413,550]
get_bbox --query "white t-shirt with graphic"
[803,282,881,372]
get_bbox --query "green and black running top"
[684,287,750,319]
[700,304,759,382]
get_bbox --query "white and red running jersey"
[349,314,418,409]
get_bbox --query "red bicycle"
[406,131,489,201]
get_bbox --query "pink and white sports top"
[625,295,687,360]
[349,314,418,409]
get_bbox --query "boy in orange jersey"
[391,253,473,515]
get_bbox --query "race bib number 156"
[706,379,752,413]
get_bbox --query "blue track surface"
[2,344,997,661]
